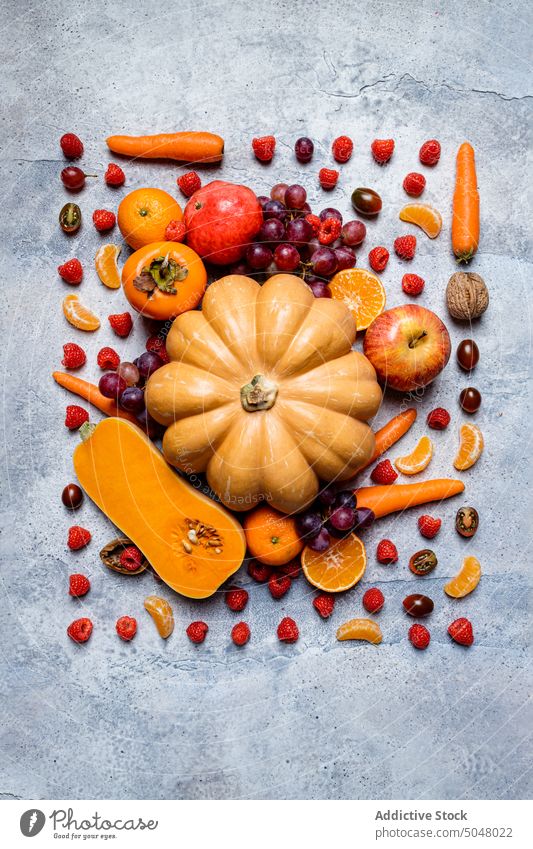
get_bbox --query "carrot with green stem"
[106,132,224,163]
[452,142,479,262]
[355,479,465,519]
[52,372,142,427]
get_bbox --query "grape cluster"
[231,183,367,296]
[98,352,165,438]
[295,488,375,552]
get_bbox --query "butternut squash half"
[73,418,246,598]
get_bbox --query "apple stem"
[408,330,428,349]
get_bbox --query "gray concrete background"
[0,0,531,800]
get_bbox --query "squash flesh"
[73,418,246,598]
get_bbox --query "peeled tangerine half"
[301,533,366,592]
[454,423,484,471]
[336,618,382,644]
[329,268,386,331]
[63,294,100,331]
[395,436,433,475]
[95,243,121,289]
[399,203,442,239]
[444,556,482,598]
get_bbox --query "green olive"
[409,549,438,576]
[59,202,82,233]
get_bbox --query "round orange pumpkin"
[122,241,207,321]
[145,274,382,514]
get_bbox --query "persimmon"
[243,506,303,567]
[122,241,207,321]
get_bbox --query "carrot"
[355,479,465,519]
[452,142,479,262]
[106,132,224,163]
[52,371,141,426]
[359,409,417,472]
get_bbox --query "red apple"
[363,305,451,392]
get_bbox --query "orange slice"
[301,532,366,592]
[62,294,100,331]
[329,268,386,331]
[394,436,433,475]
[399,203,442,238]
[95,243,121,289]
[336,618,382,644]
[454,423,484,471]
[444,556,482,598]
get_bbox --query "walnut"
[446,272,489,320]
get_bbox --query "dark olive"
[409,549,438,576]
[455,506,479,538]
[457,339,479,371]
[403,594,434,617]
[59,202,82,233]
[62,483,83,510]
[351,187,382,217]
[459,387,481,413]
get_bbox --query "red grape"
[119,386,145,412]
[285,184,307,210]
[308,527,330,551]
[285,218,313,245]
[116,361,140,386]
[257,195,270,209]
[270,183,288,203]
[307,280,332,298]
[99,372,127,400]
[246,243,273,270]
[319,207,343,224]
[294,137,314,163]
[334,491,357,510]
[295,512,322,540]
[61,166,87,190]
[273,243,300,272]
[311,247,337,277]
[257,218,285,244]
[263,200,287,222]
[334,245,356,271]
[134,351,164,378]
[353,507,375,531]
[341,220,367,247]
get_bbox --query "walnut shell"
[446,272,489,320]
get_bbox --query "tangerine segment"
[399,203,442,239]
[329,268,386,332]
[118,188,183,251]
[454,423,484,471]
[301,532,366,592]
[444,556,482,598]
[95,243,121,289]
[62,294,100,331]
[395,436,433,475]
[144,595,174,638]
[336,618,382,644]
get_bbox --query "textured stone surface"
[0,0,531,800]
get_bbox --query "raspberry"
[62,342,86,369]
[376,539,398,565]
[418,515,442,539]
[402,273,425,296]
[67,617,93,643]
[225,586,249,612]
[368,246,389,273]
[394,235,417,260]
[409,623,431,650]
[277,617,299,643]
[305,213,321,236]
[419,139,441,166]
[268,574,291,600]
[332,135,353,163]
[146,336,170,363]
[69,574,90,597]
[448,617,474,646]
[108,312,133,337]
[247,560,272,583]
[427,407,451,430]
[119,545,143,572]
[231,622,251,646]
[319,168,339,190]
[403,172,426,196]
[92,209,116,232]
[164,220,186,242]
[97,347,120,370]
[104,163,125,186]
[252,135,276,162]
[60,133,84,159]
[318,217,342,245]
[277,559,300,579]
[116,616,137,641]
[371,138,395,164]
[177,171,201,197]
[65,405,89,430]
[371,459,398,485]
[362,587,385,613]
[313,593,335,618]
[58,258,83,285]
[186,621,208,644]
[67,526,91,551]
